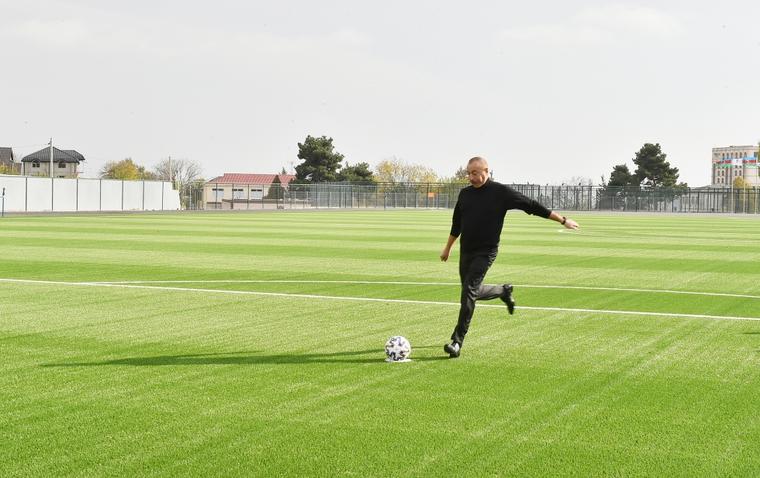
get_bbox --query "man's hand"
[440,235,457,262]
[440,248,451,262]
[563,218,579,230]
[550,212,580,230]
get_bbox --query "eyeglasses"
[466,169,487,176]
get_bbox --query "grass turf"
[1,210,760,476]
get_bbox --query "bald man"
[440,157,579,358]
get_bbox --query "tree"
[562,176,595,186]
[441,166,468,183]
[374,157,439,183]
[733,177,747,188]
[154,158,203,210]
[100,158,156,180]
[294,135,344,183]
[606,164,636,188]
[0,163,18,175]
[597,164,637,210]
[632,143,683,188]
[337,162,374,184]
[154,158,203,191]
[265,175,283,200]
[732,176,757,213]
[454,166,468,181]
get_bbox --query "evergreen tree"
[337,162,374,184]
[633,143,681,188]
[294,135,344,183]
[265,175,282,199]
[607,164,636,188]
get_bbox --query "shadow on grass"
[41,346,449,367]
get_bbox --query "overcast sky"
[2,0,758,185]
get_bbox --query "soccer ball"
[385,336,412,362]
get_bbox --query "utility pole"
[49,138,53,178]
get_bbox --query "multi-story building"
[712,145,759,187]
[21,147,85,178]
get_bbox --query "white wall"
[0,176,180,212]
[52,178,77,211]
[99,180,123,211]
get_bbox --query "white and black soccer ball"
[385,336,412,362]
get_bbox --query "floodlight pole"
[49,138,53,178]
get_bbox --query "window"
[250,187,263,200]
[232,188,245,199]
[58,161,66,169]
[32,160,40,168]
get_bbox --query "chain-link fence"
[183,182,760,214]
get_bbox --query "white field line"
[1,278,759,323]
[89,279,760,301]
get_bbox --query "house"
[204,173,296,209]
[21,147,85,178]
[0,147,19,174]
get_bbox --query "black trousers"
[450,249,507,346]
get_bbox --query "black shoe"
[501,284,515,315]
[444,342,461,358]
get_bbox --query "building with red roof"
[203,172,296,209]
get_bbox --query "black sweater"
[450,180,551,252]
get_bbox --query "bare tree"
[562,176,596,186]
[154,158,203,190]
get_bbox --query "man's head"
[466,157,489,188]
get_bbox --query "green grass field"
[2,210,760,477]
